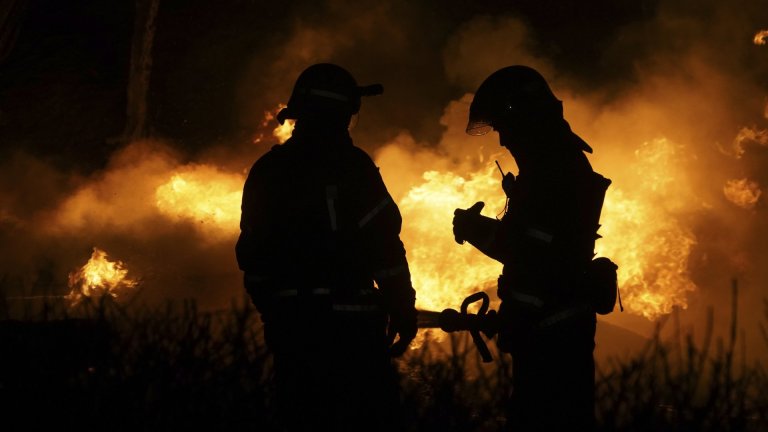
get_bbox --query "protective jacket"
[236,128,415,346]
[460,123,609,350]
[472,124,606,431]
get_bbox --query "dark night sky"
[1,0,658,170]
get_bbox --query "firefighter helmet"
[276,63,383,124]
[466,65,562,136]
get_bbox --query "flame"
[67,247,138,304]
[754,29,768,45]
[155,164,244,237]
[595,138,697,318]
[596,187,696,318]
[273,118,295,144]
[398,138,697,320]
[731,126,768,158]
[253,104,295,144]
[399,165,505,312]
[723,178,762,209]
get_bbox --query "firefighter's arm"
[452,201,504,261]
[236,162,275,315]
[366,205,417,357]
[357,162,417,356]
[378,262,417,357]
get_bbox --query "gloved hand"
[453,201,485,244]
[387,308,417,357]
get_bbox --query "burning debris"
[754,29,768,45]
[723,178,762,209]
[731,126,768,158]
[66,247,138,305]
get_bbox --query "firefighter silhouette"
[236,63,417,432]
[453,65,613,431]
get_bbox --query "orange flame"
[273,118,295,144]
[253,104,295,144]
[400,165,504,312]
[154,165,243,237]
[731,126,768,158]
[596,187,696,318]
[754,29,768,45]
[398,137,697,320]
[592,138,697,318]
[67,247,138,305]
[723,178,762,209]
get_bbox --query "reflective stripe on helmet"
[307,88,349,101]
[374,264,408,280]
[358,197,391,228]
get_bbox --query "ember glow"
[155,165,244,237]
[67,247,138,305]
[723,178,762,209]
[754,29,768,45]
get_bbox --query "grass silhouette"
[1,278,766,431]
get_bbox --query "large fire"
[155,164,243,237]
[146,108,699,320]
[67,247,138,305]
[594,138,697,319]
[395,138,697,319]
[399,165,504,312]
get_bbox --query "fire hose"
[417,291,498,363]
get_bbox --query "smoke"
[3,0,768,359]
[442,16,553,90]
[0,141,245,309]
[371,4,768,358]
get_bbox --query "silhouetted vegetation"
[1,280,766,431]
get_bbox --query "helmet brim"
[466,119,493,136]
[276,107,294,125]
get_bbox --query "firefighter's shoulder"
[344,144,382,175]
[249,142,294,172]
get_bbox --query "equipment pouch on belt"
[583,257,620,315]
